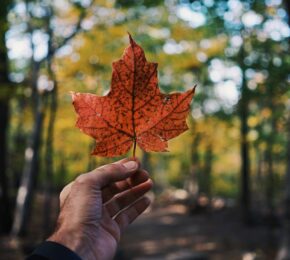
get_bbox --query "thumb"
[75,160,139,189]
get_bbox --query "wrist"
[48,227,94,260]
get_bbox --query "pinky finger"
[114,197,150,231]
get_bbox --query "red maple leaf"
[72,34,195,157]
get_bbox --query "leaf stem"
[133,139,137,159]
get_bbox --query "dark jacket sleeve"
[26,241,82,260]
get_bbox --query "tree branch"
[40,1,92,64]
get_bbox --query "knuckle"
[75,174,89,185]
[100,163,124,174]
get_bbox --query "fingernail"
[123,161,138,171]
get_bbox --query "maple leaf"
[72,34,195,157]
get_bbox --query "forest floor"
[117,203,280,260]
[0,194,282,260]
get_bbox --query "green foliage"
[6,0,290,207]
[212,172,239,198]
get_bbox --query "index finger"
[102,169,150,203]
[75,158,140,188]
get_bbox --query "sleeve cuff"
[27,241,82,260]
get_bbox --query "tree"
[277,114,290,259]
[11,0,90,236]
[238,43,252,223]
[0,0,12,234]
[276,1,290,257]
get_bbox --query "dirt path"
[117,204,279,260]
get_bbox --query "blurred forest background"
[0,0,289,259]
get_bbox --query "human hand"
[48,158,152,260]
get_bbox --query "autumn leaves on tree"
[72,34,195,157]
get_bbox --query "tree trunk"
[43,55,58,238]
[239,46,251,224]
[11,98,27,190]
[203,141,213,198]
[254,147,264,212]
[0,0,12,234]
[240,85,251,223]
[265,148,274,199]
[0,102,12,233]
[276,1,290,258]
[42,102,55,238]
[12,100,45,236]
[11,85,45,236]
[186,129,202,212]
[276,116,290,260]
[265,125,275,219]
[11,4,44,234]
